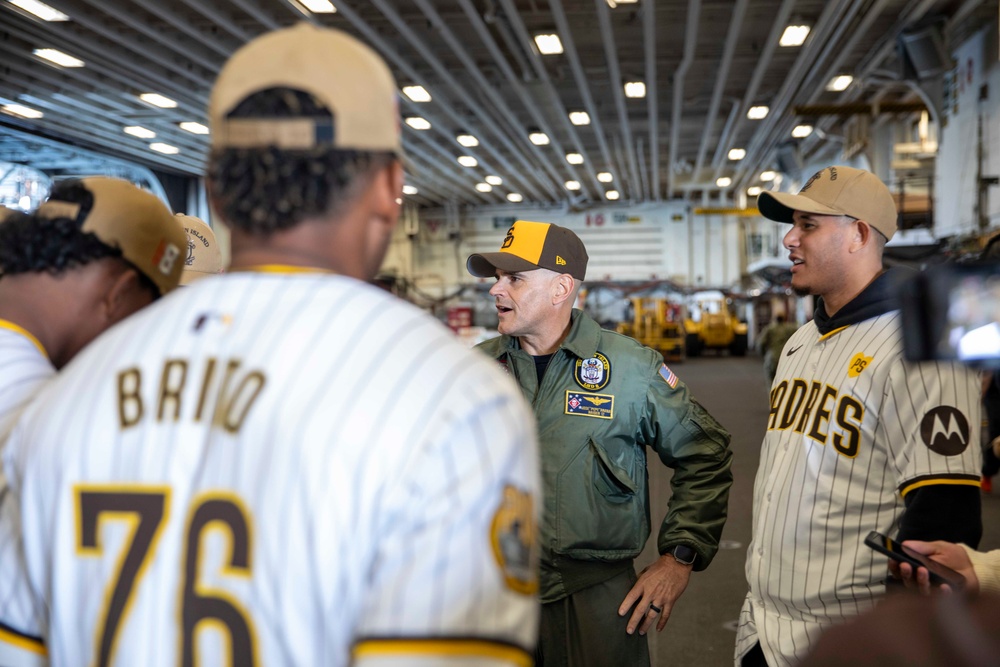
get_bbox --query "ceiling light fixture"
[747,105,769,119]
[605,190,620,200]
[747,186,762,196]
[597,172,613,183]
[457,156,478,167]
[149,142,179,155]
[297,0,336,12]
[791,124,813,138]
[402,185,418,195]
[624,81,646,98]
[456,133,479,147]
[779,25,811,47]
[507,193,523,203]
[566,152,584,165]
[716,177,732,187]
[179,121,209,135]
[728,148,746,160]
[528,131,550,145]
[401,85,431,102]
[760,170,776,181]
[33,48,83,67]
[9,0,68,21]
[139,93,177,109]
[533,33,564,55]
[826,75,853,92]
[569,111,591,125]
[475,183,492,193]
[124,126,156,139]
[485,175,503,186]
[1,103,43,119]
[404,116,431,130]
[565,180,581,190]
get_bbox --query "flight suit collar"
[499,309,599,360]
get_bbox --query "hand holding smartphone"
[864,530,966,590]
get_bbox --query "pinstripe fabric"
[735,312,981,667]
[0,272,541,666]
[0,326,55,667]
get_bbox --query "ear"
[101,267,154,325]
[551,274,577,306]
[849,218,873,253]
[371,159,405,229]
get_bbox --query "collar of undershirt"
[0,319,48,359]
[813,266,911,336]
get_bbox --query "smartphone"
[864,530,966,589]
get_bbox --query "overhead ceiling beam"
[667,0,701,198]
[643,0,659,200]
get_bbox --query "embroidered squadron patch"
[565,391,614,419]
[848,352,873,378]
[574,352,611,391]
[490,484,538,595]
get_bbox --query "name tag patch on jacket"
[565,391,614,419]
[575,352,611,391]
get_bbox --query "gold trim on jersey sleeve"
[817,326,849,342]
[898,475,982,498]
[237,264,334,274]
[353,638,532,666]
[0,319,48,359]
[0,623,47,656]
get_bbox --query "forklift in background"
[684,291,748,357]
[616,297,686,362]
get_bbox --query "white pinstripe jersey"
[0,271,541,667]
[0,322,55,665]
[736,310,981,667]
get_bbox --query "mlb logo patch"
[659,364,678,389]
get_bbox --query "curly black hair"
[0,180,160,297]
[206,87,396,236]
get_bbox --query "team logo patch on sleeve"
[920,406,971,455]
[659,364,678,388]
[490,485,538,595]
[565,391,614,419]
[574,352,611,390]
[848,352,873,377]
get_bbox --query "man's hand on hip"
[617,554,693,636]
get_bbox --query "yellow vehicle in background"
[616,297,685,362]
[684,291,748,357]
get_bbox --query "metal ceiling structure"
[0,0,995,208]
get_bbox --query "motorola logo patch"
[920,406,970,455]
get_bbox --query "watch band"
[668,544,697,566]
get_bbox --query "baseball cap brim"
[757,190,845,223]
[467,252,542,278]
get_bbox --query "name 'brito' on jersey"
[117,358,266,433]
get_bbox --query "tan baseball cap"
[757,166,898,240]
[467,220,588,281]
[209,23,401,154]
[177,214,224,285]
[34,177,187,295]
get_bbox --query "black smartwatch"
[668,544,697,566]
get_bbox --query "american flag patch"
[659,364,678,389]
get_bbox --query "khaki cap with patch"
[467,220,588,281]
[757,165,898,240]
[209,23,401,154]
[34,177,187,295]
[176,214,225,285]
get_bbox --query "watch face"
[671,545,697,565]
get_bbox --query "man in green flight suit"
[468,220,734,666]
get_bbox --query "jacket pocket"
[555,437,648,561]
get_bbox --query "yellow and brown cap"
[467,220,588,281]
[209,23,401,154]
[757,165,898,240]
[34,177,187,295]
[176,214,225,285]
